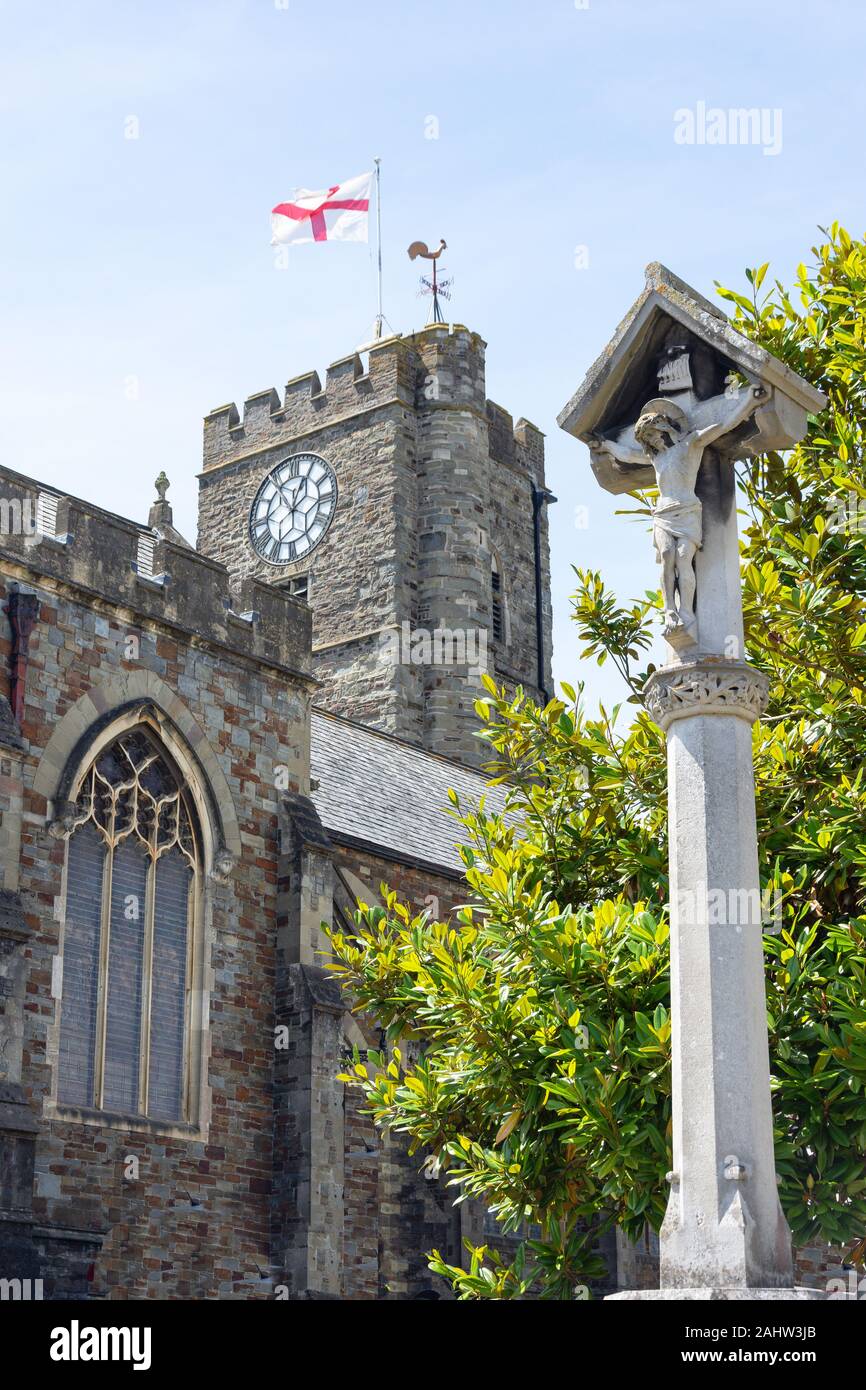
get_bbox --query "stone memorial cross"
[558,265,827,1299]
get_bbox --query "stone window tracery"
[58,728,200,1121]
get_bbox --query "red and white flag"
[271,171,372,246]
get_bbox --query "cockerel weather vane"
[407,238,452,324]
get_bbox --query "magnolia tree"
[329,226,866,1299]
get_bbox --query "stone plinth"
[608,1288,826,1301]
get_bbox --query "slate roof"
[310,709,510,875]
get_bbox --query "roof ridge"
[0,462,157,537]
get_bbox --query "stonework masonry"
[0,473,312,1297]
[329,842,470,1299]
[0,307,556,1301]
[0,452,508,1298]
[196,324,553,768]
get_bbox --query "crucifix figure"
[590,382,766,645]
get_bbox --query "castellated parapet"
[197,323,553,768]
[0,465,312,680]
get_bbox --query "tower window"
[58,728,200,1122]
[491,560,504,644]
[284,574,309,603]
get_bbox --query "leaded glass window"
[58,728,199,1121]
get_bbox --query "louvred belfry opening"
[58,728,200,1122]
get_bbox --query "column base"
[606,1287,826,1301]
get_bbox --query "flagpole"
[374,157,383,339]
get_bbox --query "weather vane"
[407,238,452,324]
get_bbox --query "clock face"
[248,453,337,565]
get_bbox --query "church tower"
[196,323,553,768]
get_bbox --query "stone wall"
[329,840,469,1298]
[795,1240,864,1296]
[0,476,313,1298]
[0,462,517,1302]
[614,1227,864,1298]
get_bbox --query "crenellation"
[486,400,516,468]
[514,417,546,485]
[202,338,419,475]
[366,333,414,398]
[325,352,364,384]
[283,368,322,400]
[412,323,487,413]
[200,328,508,480]
[240,388,283,442]
[203,403,241,469]
[204,403,241,433]
[0,467,312,677]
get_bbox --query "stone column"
[644,660,797,1292]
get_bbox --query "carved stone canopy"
[557,263,827,495]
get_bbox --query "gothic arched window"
[57,728,200,1122]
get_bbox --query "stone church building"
[0,322,555,1298]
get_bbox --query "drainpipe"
[5,589,40,725]
[531,484,556,705]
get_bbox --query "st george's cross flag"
[271,171,373,246]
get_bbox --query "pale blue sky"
[2,0,864,711]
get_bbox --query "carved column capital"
[643,658,769,731]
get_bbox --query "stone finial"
[149,473,173,531]
[147,472,194,549]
